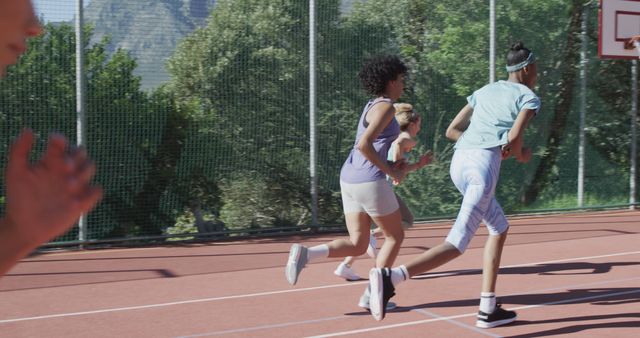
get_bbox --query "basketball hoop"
[599,0,640,59]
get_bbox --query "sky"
[33,0,91,23]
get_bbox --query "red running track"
[1,210,639,337]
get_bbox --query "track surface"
[1,210,639,337]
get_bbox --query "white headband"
[506,52,536,73]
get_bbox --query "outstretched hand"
[418,151,434,168]
[501,144,532,163]
[624,35,640,50]
[2,130,103,246]
[389,160,408,185]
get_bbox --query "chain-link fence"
[0,0,636,245]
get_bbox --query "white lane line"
[176,316,347,337]
[1,250,638,324]
[412,308,502,338]
[0,282,366,324]
[182,276,640,338]
[509,276,640,298]
[306,288,640,337]
[509,288,640,311]
[412,250,640,280]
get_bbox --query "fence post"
[631,60,638,209]
[76,0,88,242]
[309,0,318,228]
[489,0,496,83]
[577,4,589,207]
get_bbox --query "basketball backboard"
[600,0,640,59]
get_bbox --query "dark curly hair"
[358,55,408,96]
[507,41,532,66]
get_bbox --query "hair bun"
[510,41,525,51]
[394,103,413,114]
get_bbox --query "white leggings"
[445,147,509,253]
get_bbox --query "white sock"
[479,292,496,313]
[306,244,329,262]
[390,265,409,287]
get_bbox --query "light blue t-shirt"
[455,80,541,149]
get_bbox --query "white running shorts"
[340,179,399,217]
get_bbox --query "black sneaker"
[476,303,517,328]
[368,268,396,321]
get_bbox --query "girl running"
[334,103,432,281]
[286,55,409,310]
[368,42,540,327]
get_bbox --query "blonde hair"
[394,103,420,131]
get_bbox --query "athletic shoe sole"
[285,244,306,285]
[476,314,518,328]
[368,268,384,321]
[358,299,397,311]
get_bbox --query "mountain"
[340,0,363,14]
[84,0,363,90]
[85,0,217,89]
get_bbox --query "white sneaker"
[366,233,378,258]
[334,262,361,281]
[285,244,308,285]
[368,267,396,320]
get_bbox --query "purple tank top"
[340,98,400,184]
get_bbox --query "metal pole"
[309,0,318,227]
[489,0,496,83]
[577,5,588,207]
[631,60,638,209]
[76,0,88,241]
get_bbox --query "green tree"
[0,23,172,239]
[167,0,356,228]
[340,0,602,213]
